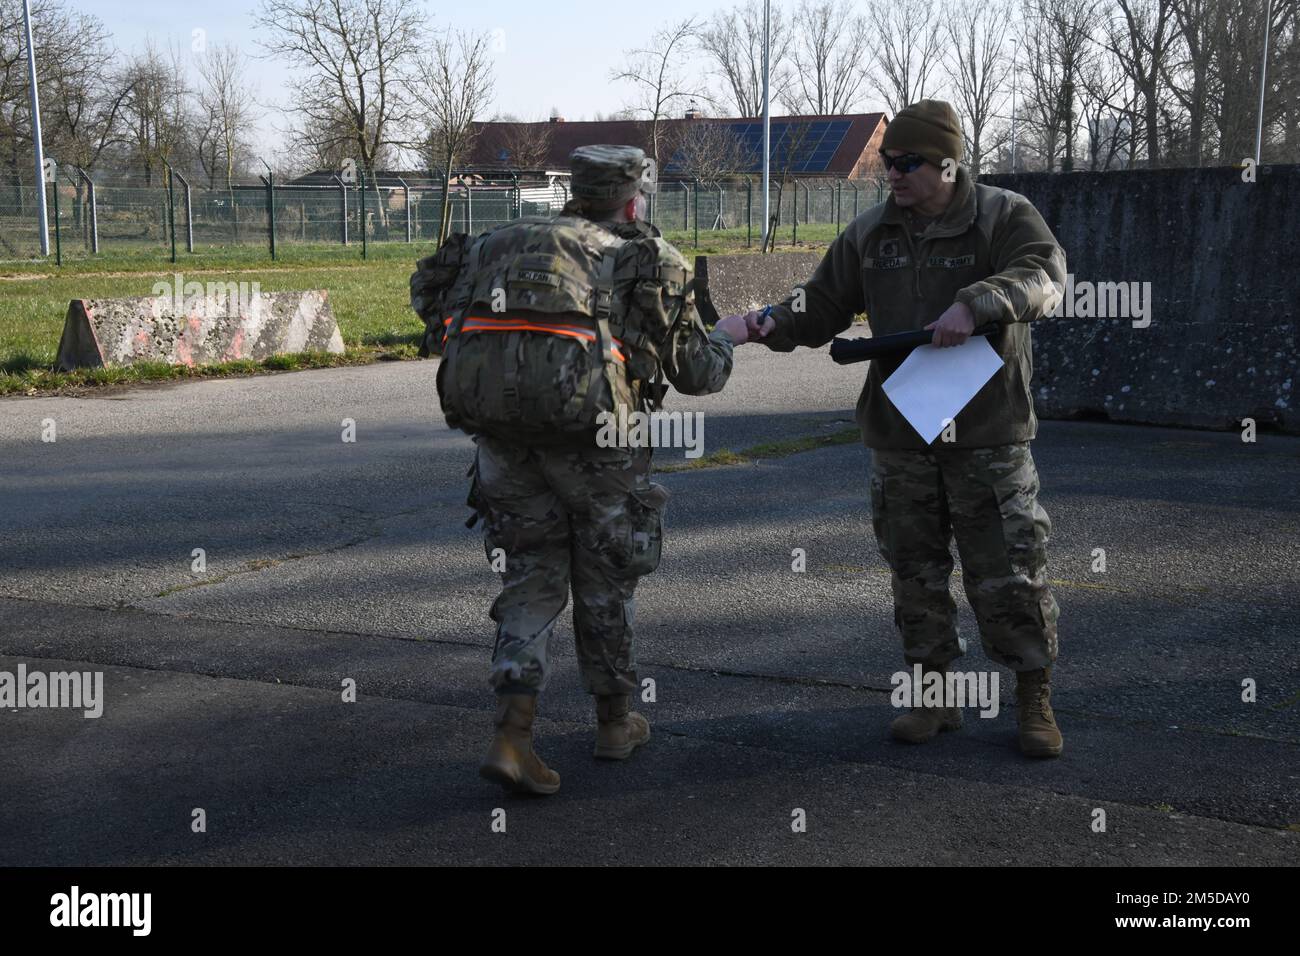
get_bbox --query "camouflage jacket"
[601,217,734,398]
[763,167,1067,449]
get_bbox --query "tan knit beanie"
[881,100,964,167]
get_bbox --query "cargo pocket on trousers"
[627,482,669,576]
[869,468,892,565]
[992,481,1045,578]
[1036,593,1059,631]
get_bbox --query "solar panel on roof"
[661,117,858,175]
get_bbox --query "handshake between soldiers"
[414,100,1067,798]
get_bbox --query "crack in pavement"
[139,501,445,602]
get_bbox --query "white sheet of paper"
[881,336,1004,444]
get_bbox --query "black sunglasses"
[880,152,928,173]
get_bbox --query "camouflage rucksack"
[411,232,473,357]
[416,215,690,443]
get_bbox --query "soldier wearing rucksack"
[411,145,752,795]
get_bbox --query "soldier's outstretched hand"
[742,309,776,340]
[715,314,753,345]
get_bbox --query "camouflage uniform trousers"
[472,435,668,697]
[868,442,1059,671]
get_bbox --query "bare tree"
[1107,0,1177,166]
[254,0,422,182]
[194,42,257,242]
[784,0,871,114]
[196,43,257,188]
[980,122,1016,172]
[1078,39,1137,168]
[1164,0,1215,164]
[1,0,130,204]
[1279,6,1300,160]
[1020,0,1100,171]
[674,119,756,181]
[1208,0,1254,161]
[866,0,945,115]
[1204,0,1296,162]
[2,2,48,215]
[17,4,128,238]
[613,18,704,169]
[493,115,553,170]
[943,1,1012,176]
[408,28,494,246]
[292,104,395,170]
[696,0,793,117]
[40,10,126,169]
[1020,10,1059,170]
[119,42,192,185]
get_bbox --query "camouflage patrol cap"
[569,145,656,206]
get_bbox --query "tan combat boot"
[593,694,651,760]
[479,694,561,795]
[890,664,963,743]
[1016,667,1063,758]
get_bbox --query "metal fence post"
[170,167,193,253]
[51,160,62,266]
[792,180,799,246]
[184,173,193,252]
[851,180,859,219]
[397,176,412,242]
[681,181,689,231]
[269,172,277,260]
[333,174,348,245]
[746,179,752,247]
[692,179,699,247]
[259,168,276,260]
[163,161,177,263]
[465,183,472,234]
[74,166,97,254]
[359,168,367,259]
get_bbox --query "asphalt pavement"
[1,345,1297,865]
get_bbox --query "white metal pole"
[1256,0,1274,164]
[761,0,771,250]
[21,0,48,256]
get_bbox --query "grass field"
[0,225,839,394]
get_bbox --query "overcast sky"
[83,0,724,161]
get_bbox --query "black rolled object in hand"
[830,323,999,365]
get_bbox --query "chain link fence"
[0,171,889,263]
[651,177,889,246]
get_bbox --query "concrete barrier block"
[706,252,822,318]
[56,287,345,371]
[985,166,1299,434]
